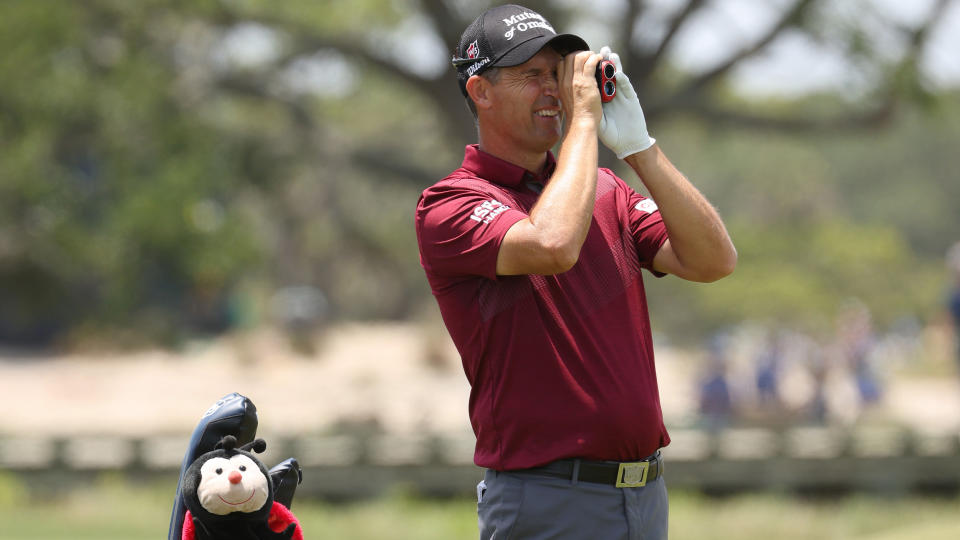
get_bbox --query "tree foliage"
[643,100,960,339]
[0,0,957,346]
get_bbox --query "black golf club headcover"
[269,458,303,510]
[167,393,258,540]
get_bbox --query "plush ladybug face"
[197,452,270,515]
[182,436,275,529]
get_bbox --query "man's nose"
[542,73,559,97]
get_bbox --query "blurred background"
[2,0,960,538]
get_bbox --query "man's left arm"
[625,145,736,283]
[598,46,736,283]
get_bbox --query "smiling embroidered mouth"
[218,490,256,506]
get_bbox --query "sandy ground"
[0,324,472,437]
[0,323,958,439]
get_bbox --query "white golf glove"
[598,46,655,159]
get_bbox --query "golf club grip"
[167,393,259,540]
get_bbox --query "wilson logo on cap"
[466,40,479,60]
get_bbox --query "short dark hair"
[464,67,502,120]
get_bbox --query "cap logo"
[466,57,490,77]
[466,40,479,59]
[502,11,555,40]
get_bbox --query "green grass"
[1,472,959,539]
[669,491,960,540]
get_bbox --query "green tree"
[0,0,956,347]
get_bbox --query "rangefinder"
[595,60,616,103]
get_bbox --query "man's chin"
[509,129,561,155]
[533,130,562,152]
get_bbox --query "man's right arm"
[495,51,603,276]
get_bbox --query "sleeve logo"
[470,199,510,224]
[634,199,659,214]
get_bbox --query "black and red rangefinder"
[595,60,616,103]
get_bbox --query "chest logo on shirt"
[470,199,510,225]
[634,199,659,214]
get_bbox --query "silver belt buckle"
[615,461,649,488]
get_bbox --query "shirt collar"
[460,144,557,189]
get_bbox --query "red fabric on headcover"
[267,502,304,540]
[182,503,302,540]
[182,510,194,540]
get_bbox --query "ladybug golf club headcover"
[168,393,259,540]
[181,436,300,540]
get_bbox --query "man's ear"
[466,75,493,111]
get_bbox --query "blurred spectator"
[754,331,783,410]
[698,335,734,432]
[947,242,960,375]
[836,299,882,409]
[807,353,830,424]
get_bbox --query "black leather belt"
[516,451,663,488]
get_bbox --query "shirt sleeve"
[416,179,527,280]
[606,170,669,276]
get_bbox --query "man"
[415,4,736,539]
[948,242,960,376]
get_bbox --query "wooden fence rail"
[2,426,959,498]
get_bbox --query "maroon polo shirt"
[416,144,670,470]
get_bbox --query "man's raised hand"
[558,50,603,132]
[598,46,655,159]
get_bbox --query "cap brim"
[492,33,590,68]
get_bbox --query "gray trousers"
[477,465,668,540]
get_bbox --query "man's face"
[482,47,563,155]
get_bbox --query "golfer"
[415,4,737,539]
